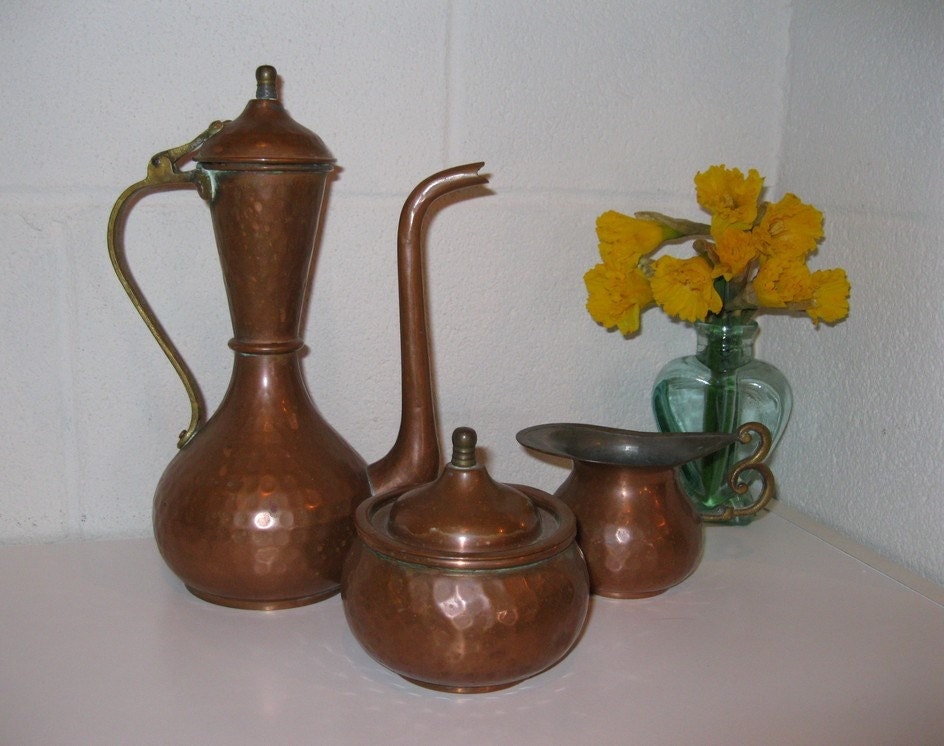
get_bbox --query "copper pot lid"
[355,427,576,569]
[194,65,335,167]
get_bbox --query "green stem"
[699,329,741,508]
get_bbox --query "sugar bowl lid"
[354,427,577,570]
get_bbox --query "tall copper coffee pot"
[108,66,487,609]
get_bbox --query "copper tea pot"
[108,66,487,609]
[517,422,775,598]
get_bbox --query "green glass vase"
[651,319,791,524]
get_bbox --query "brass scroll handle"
[107,121,227,448]
[701,422,777,523]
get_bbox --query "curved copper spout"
[368,163,489,495]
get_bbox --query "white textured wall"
[766,1,944,584]
[1,1,941,586]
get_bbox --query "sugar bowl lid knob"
[450,426,477,468]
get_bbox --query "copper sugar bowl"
[517,422,775,599]
[342,427,590,693]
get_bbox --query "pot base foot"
[185,584,339,610]
[594,588,667,599]
[402,676,520,694]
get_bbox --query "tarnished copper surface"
[108,66,487,609]
[342,428,590,692]
[517,422,775,598]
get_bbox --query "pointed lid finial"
[255,65,278,100]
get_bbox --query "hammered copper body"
[517,422,775,598]
[108,66,487,609]
[342,428,590,692]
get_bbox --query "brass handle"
[701,421,777,523]
[106,121,226,448]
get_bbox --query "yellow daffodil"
[806,268,850,325]
[596,210,674,266]
[584,262,654,335]
[650,255,722,323]
[712,227,761,281]
[584,165,849,333]
[752,255,813,307]
[694,165,764,234]
[756,193,824,259]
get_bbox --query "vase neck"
[694,321,757,373]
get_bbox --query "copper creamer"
[517,422,775,598]
[108,66,487,609]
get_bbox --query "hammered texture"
[556,462,703,598]
[342,542,589,692]
[155,353,370,608]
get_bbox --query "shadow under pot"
[516,422,775,599]
[342,427,590,693]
